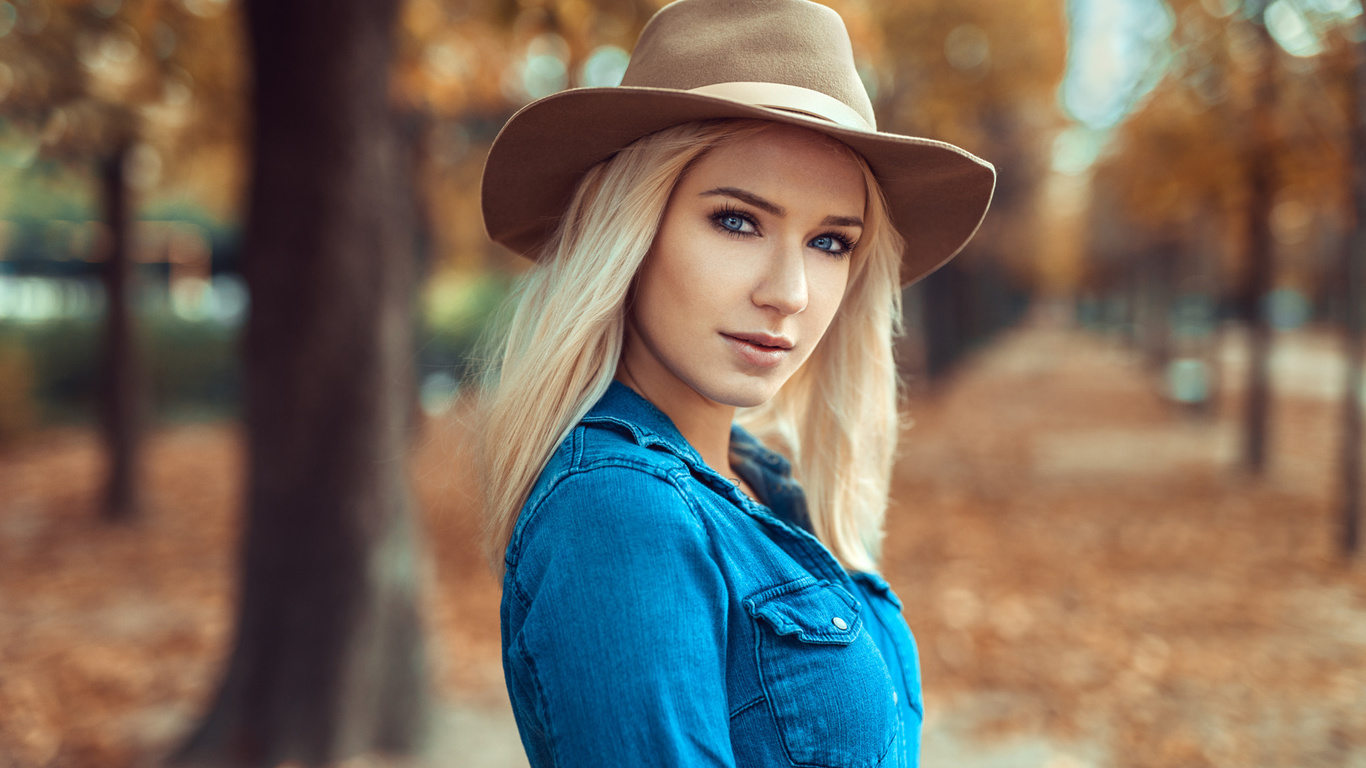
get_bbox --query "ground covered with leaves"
[2,321,1364,767]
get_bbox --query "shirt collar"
[581,380,707,467]
[729,423,813,534]
[582,380,812,532]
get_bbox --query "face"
[620,123,866,412]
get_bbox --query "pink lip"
[726,331,794,350]
[722,332,792,368]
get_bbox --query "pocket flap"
[747,579,863,645]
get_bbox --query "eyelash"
[708,206,857,258]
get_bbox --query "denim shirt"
[501,380,924,767]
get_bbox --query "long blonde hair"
[475,118,905,578]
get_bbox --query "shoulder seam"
[508,460,707,608]
[529,459,702,529]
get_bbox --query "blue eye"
[711,209,757,236]
[811,233,855,257]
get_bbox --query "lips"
[725,331,794,350]
[722,332,793,368]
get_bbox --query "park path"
[881,315,1366,768]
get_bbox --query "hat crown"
[620,0,876,130]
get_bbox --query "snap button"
[832,616,848,630]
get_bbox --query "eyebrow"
[700,187,864,229]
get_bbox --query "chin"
[698,374,785,409]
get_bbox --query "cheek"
[632,245,714,353]
[803,267,850,338]
[644,232,740,318]
[662,224,732,284]
[631,263,675,337]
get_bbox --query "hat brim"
[480,86,996,287]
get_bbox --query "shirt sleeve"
[508,464,737,768]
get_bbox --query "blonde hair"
[475,118,905,578]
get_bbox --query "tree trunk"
[170,0,431,764]
[1240,6,1276,475]
[1194,215,1222,420]
[896,282,931,398]
[1138,243,1176,374]
[919,260,975,380]
[97,136,143,523]
[1343,241,1364,559]
[1340,34,1366,558]
[399,107,434,436]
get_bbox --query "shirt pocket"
[746,577,899,768]
[851,571,923,718]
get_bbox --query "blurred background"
[2,0,1365,766]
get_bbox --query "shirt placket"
[696,453,858,595]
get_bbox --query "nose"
[752,240,808,315]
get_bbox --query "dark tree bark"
[1340,34,1366,558]
[1192,217,1223,420]
[1137,242,1177,374]
[895,282,931,398]
[170,0,431,764]
[398,107,435,436]
[1239,6,1277,475]
[97,136,143,523]
[918,260,975,379]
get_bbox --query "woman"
[475,1,995,766]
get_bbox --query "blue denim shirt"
[501,380,924,767]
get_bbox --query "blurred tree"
[168,0,430,763]
[874,0,1068,379]
[1240,0,1277,475]
[0,0,247,518]
[1341,21,1365,558]
[1088,0,1358,470]
[391,0,661,276]
[96,130,143,520]
[1,2,148,520]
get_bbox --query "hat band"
[685,81,875,132]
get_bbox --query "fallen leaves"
[2,323,1364,767]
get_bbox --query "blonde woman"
[474,1,994,765]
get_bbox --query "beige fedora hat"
[481,0,996,287]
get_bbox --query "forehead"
[680,124,867,205]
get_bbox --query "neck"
[615,332,739,481]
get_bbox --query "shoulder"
[508,424,706,568]
[533,458,699,531]
[535,453,693,519]
[507,456,722,610]
[523,417,694,522]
